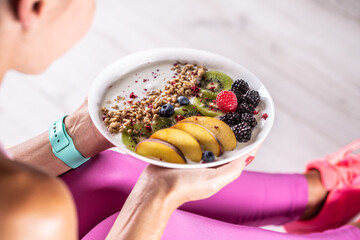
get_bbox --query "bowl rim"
[88,48,275,168]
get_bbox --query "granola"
[101,63,207,134]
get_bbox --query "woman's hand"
[139,152,254,208]
[65,98,114,158]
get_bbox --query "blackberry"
[231,79,249,95]
[231,122,252,142]
[234,92,243,103]
[243,90,260,107]
[241,113,257,129]
[220,112,242,127]
[236,102,255,113]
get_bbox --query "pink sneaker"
[284,139,360,234]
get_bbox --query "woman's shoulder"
[0,154,77,240]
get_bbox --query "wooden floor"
[1,0,359,175]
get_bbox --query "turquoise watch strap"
[49,115,90,168]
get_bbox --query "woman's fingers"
[208,156,247,190]
[141,150,259,204]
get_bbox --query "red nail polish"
[245,156,255,166]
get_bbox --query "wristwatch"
[49,115,90,168]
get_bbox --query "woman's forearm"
[8,104,112,176]
[106,177,179,240]
[8,131,71,176]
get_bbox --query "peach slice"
[180,116,237,151]
[150,128,202,162]
[136,139,186,164]
[172,122,224,157]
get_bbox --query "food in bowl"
[100,63,267,164]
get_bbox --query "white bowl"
[88,48,275,169]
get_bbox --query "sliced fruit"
[122,124,152,152]
[172,122,223,157]
[172,104,203,119]
[152,117,173,132]
[136,139,186,164]
[198,71,233,96]
[201,89,217,100]
[180,116,237,151]
[127,123,147,132]
[193,97,223,117]
[150,128,202,162]
[122,132,138,152]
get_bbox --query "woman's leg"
[180,170,315,226]
[82,209,360,240]
[61,150,317,238]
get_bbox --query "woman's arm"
[8,100,113,176]
[106,156,248,240]
[106,176,178,240]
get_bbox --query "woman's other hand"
[139,153,253,207]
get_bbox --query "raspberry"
[231,79,249,95]
[240,113,257,129]
[175,115,185,122]
[216,91,238,113]
[243,90,260,107]
[145,125,152,132]
[191,86,200,95]
[231,122,252,142]
[129,92,138,99]
[220,112,242,127]
[261,113,268,120]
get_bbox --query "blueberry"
[202,151,215,162]
[159,104,174,118]
[177,96,190,106]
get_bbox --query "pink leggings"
[60,150,360,239]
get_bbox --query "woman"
[0,0,359,239]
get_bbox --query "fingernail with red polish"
[245,156,255,166]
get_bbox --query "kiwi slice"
[198,71,233,99]
[152,117,173,132]
[122,123,152,152]
[201,89,218,100]
[127,123,145,131]
[122,131,150,152]
[193,97,223,117]
[173,104,203,118]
